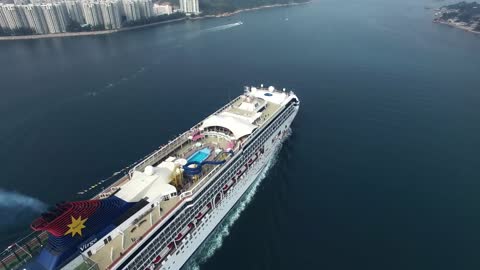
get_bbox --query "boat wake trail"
[0,189,47,227]
[184,133,289,270]
[204,21,243,33]
[86,66,147,97]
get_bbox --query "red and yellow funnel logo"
[64,216,87,237]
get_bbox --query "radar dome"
[268,86,275,92]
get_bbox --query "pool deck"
[187,148,211,163]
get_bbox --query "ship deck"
[84,91,286,270]
[87,136,232,269]
[228,95,280,127]
[88,197,179,269]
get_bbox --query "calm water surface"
[1,0,480,269]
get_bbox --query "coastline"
[0,1,310,41]
[434,19,480,35]
[0,17,187,41]
[193,1,311,19]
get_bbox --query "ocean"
[1,0,480,269]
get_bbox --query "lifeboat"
[175,223,193,242]
[152,256,161,264]
[223,179,235,193]
[236,165,247,177]
[151,243,174,266]
[195,203,212,221]
[248,153,258,165]
[214,193,221,204]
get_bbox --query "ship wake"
[183,131,290,270]
[0,189,47,227]
[205,21,243,33]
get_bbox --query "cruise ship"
[8,85,299,270]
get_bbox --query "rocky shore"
[433,2,480,35]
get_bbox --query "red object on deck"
[152,255,161,264]
[175,223,194,242]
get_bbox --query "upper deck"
[81,86,296,270]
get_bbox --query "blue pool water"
[188,148,211,163]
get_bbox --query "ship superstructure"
[22,85,299,270]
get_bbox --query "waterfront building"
[14,0,30,5]
[82,1,103,27]
[179,0,198,15]
[0,4,28,30]
[137,0,152,19]
[122,0,140,22]
[21,4,48,33]
[65,0,84,24]
[0,4,9,30]
[152,3,172,16]
[40,3,67,33]
[100,0,121,29]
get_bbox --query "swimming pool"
[188,148,211,163]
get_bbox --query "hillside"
[435,1,480,31]
[188,0,310,15]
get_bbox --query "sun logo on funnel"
[65,216,87,237]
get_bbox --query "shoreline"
[0,1,310,41]
[193,1,311,19]
[434,19,480,35]
[0,17,187,41]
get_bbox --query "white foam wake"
[86,66,147,97]
[184,133,289,270]
[0,189,47,226]
[205,21,243,33]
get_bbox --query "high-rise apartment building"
[122,0,140,22]
[14,0,31,5]
[0,4,9,30]
[100,0,120,29]
[65,0,84,24]
[22,4,48,33]
[40,3,67,33]
[137,0,152,19]
[0,4,28,30]
[179,0,199,15]
[1,0,161,34]
[82,1,103,27]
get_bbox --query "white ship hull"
[158,109,298,270]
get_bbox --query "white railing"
[98,186,120,199]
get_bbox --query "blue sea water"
[1,0,480,269]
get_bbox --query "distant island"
[433,1,480,34]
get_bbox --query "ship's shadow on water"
[182,131,294,270]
